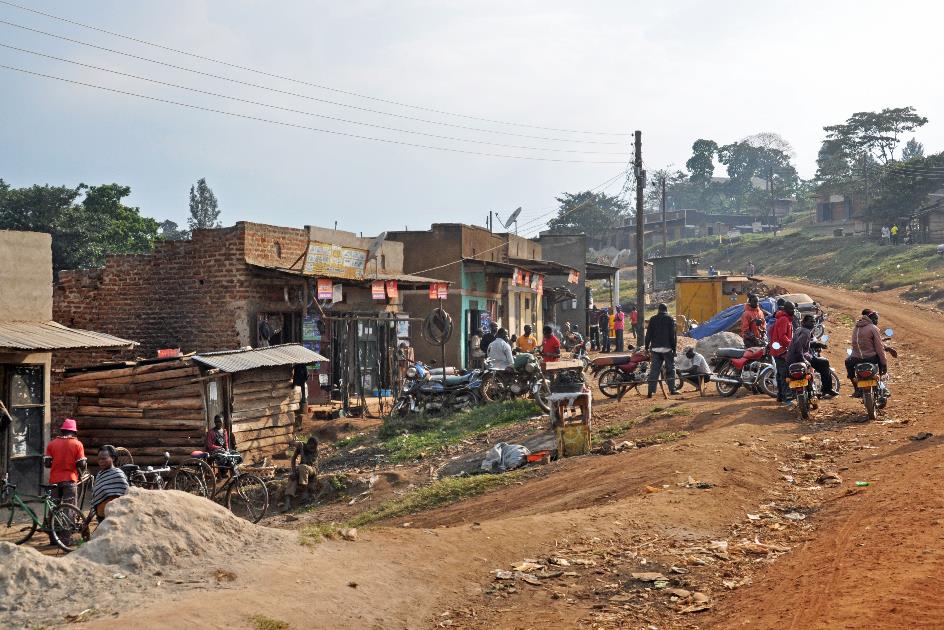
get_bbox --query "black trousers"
[775,356,790,401]
[845,355,881,380]
[808,355,833,392]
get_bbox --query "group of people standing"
[589,305,638,353]
[880,224,906,245]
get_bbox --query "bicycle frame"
[4,489,55,532]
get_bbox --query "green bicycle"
[0,475,89,552]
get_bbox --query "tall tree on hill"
[0,180,158,273]
[188,178,221,230]
[901,137,925,162]
[546,190,630,235]
[685,139,718,187]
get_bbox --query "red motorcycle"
[709,336,778,398]
[591,347,651,398]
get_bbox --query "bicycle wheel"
[1,501,38,545]
[113,447,134,467]
[173,469,207,498]
[182,458,217,498]
[49,503,85,552]
[226,474,269,523]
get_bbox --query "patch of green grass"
[332,433,368,449]
[300,471,529,545]
[595,419,638,442]
[636,430,689,447]
[380,400,539,462]
[249,615,291,630]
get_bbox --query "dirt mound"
[0,488,296,628]
[77,488,291,570]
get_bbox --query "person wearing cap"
[44,418,86,507]
[770,301,795,405]
[89,444,130,521]
[740,293,767,348]
[645,303,679,397]
[487,327,514,370]
[846,309,887,397]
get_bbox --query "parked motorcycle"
[592,347,651,398]
[391,360,482,417]
[480,353,551,412]
[849,328,895,420]
[709,336,777,398]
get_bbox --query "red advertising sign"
[372,280,386,300]
[437,283,449,299]
[317,278,333,300]
[429,283,438,300]
[536,275,544,293]
[385,280,398,299]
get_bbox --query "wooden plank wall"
[230,365,299,462]
[54,359,205,466]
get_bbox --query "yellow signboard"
[303,241,367,279]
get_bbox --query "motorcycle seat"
[443,375,470,386]
[716,348,746,359]
[592,354,633,367]
[120,464,140,476]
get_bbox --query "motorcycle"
[849,328,895,421]
[571,340,591,372]
[480,352,551,412]
[591,347,651,398]
[391,360,482,417]
[709,334,777,398]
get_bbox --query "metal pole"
[439,299,446,387]
[634,131,646,340]
[661,176,667,253]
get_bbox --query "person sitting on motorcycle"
[677,347,711,391]
[786,314,838,398]
[516,324,538,353]
[740,293,766,347]
[845,309,887,398]
[541,325,562,363]
[770,301,795,405]
[486,327,515,370]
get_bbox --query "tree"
[0,181,158,273]
[901,137,924,162]
[546,190,630,235]
[685,139,718,186]
[158,219,189,240]
[188,178,221,230]
[824,107,927,165]
[870,151,944,222]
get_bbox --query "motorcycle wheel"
[797,391,810,420]
[391,398,410,418]
[450,391,480,412]
[812,324,825,339]
[715,364,740,398]
[479,373,504,403]
[597,368,624,399]
[533,379,551,413]
[759,366,778,398]
[863,390,876,420]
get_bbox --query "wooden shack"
[54,344,326,466]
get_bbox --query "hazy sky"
[1,1,941,237]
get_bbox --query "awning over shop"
[585,262,620,280]
[507,257,579,278]
[0,321,136,351]
[364,271,451,288]
[192,343,328,373]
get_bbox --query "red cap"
[60,418,77,432]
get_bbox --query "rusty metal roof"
[192,344,328,373]
[0,321,136,351]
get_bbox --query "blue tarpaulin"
[687,297,777,340]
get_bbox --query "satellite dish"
[501,207,522,230]
[366,231,387,263]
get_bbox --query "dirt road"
[71,278,942,629]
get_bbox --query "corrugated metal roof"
[0,321,136,351]
[192,344,328,373]
[365,271,450,286]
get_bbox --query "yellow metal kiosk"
[675,275,754,323]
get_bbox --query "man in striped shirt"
[90,445,130,520]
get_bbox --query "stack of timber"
[230,365,300,461]
[54,359,204,466]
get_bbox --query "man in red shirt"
[769,301,795,405]
[740,294,766,347]
[44,418,86,506]
[629,306,639,340]
[541,325,561,363]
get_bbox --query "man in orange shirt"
[44,418,86,506]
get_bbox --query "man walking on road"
[629,305,638,340]
[645,303,679,397]
[770,301,795,405]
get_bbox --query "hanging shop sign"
[385,280,398,299]
[303,240,367,279]
[437,283,449,299]
[372,280,386,300]
[316,278,333,300]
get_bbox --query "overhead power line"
[0,62,628,164]
[0,0,630,137]
[0,42,627,156]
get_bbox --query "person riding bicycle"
[845,309,887,398]
[44,418,86,507]
[89,444,130,521]
[740,293,766,348]
[786,314,838,399]
[283,436,319,511]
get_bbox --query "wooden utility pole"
[634,131,646,340]
[661,176,667,253]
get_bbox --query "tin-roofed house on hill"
[0,230,135,495]
[54,344,327,467]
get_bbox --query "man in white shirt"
[486,328,515,370]
[677,347,711,391]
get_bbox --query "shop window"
[8,366,44,459]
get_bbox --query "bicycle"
[0,475,88,552]
[181,450,269,523]
[119,451,207,498]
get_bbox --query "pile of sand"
[0,488,295,627]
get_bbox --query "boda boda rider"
[846,309,887,397]
[487,328,515,369]
[770,301,795,405]
[740,293,766,347]
[786,314,838,398]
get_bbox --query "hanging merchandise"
[372,280,386,300]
